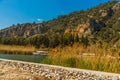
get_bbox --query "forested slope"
[0,1,120,48]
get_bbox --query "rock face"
[65,19,105,37]
[99,8,113,17]
[0,23,49,37]
[0,59,120,80]
[112,2,120,12]
[0,20,105,38]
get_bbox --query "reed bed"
[42,44,120,73]
[0,45,37,54]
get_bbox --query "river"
[0,53,46,63]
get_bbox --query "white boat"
[33,51,48,55]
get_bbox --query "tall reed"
[0,45,36,54]
[42,44,120,73]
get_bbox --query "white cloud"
[37,18,43,23]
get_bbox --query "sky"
[0,0,115,29]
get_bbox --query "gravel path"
[0,59,120,80]
[0,65,51,80]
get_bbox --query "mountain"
[0,1,120,47]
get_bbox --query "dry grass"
[42,43,120,73]
[0,45,37,54]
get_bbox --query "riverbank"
[0,45,37,54]
[0,59,120,80]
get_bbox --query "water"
[0,53,46,63]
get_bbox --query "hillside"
[0,1,120,47]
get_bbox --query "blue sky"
[0,0,114,29]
